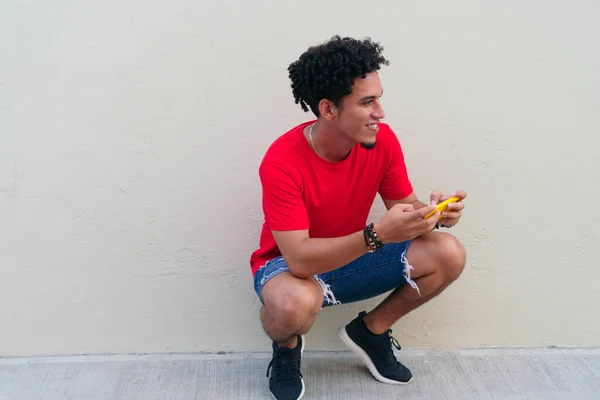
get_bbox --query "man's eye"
[364,100,373,105]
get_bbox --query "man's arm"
[382,192,428,211]
[273,203,438,279]
[260,160,436,279]
[272,229,368,279]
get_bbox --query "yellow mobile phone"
[424,197,460,219]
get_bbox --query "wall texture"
[1,0,599,356]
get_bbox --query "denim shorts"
[253,241,420,308]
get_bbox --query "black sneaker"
[338,311,413,384]
[266,335,305,400]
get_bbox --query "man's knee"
[265,279,322,327]
[437,233,466,282]
[280,285,320,316]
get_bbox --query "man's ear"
[318,99,340,120]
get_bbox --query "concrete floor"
[1,347,599,399]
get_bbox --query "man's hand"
[429,189,467,227]
[374,203,439,244]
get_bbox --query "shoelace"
[385,330,402,365]
[266,353,302,382]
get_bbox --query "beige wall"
[1,1,599,356]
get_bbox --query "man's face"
[334,72,386,149]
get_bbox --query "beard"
[360,142,376,150]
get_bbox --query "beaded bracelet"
[363,223,384,252]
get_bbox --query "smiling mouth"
[366,123,379,130]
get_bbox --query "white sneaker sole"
[337,327,413,385]
[270,335,306,400]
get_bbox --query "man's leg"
[337,231,466,385]
[260,271,324,347]
[362,231,466,334]
[258,270,323,400]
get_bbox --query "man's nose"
[373,101,385,119]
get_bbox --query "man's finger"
[451,190,467,200]
[430,190,443,205]
[447,202,464,211]
[417,206,438,220]
[441,211,461,220]
[425,213,441,231]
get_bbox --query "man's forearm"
[288,199,429,278]
[287,231,368,279]
[411,199,428,210]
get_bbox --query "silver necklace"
[308,123,318,155]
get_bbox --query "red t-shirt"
[249,120,413,276]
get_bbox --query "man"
[249,36,467,400]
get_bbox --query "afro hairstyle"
[287,36,389,117]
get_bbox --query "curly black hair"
[287,36,389,117]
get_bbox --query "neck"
[309,121,354,162]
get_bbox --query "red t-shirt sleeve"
[259,162,310,231]
[378,130,414,200]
